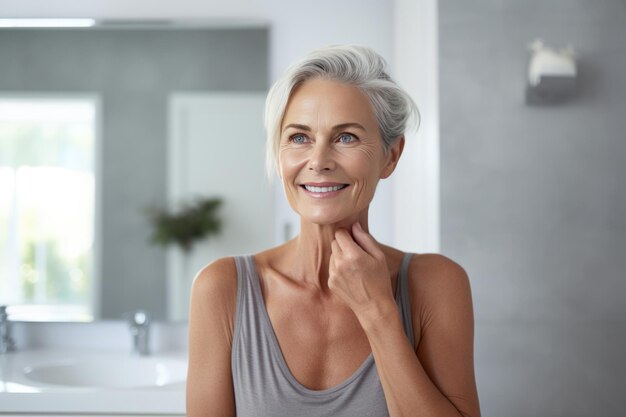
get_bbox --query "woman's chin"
[299,212,359,228]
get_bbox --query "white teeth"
[304,184,346,193]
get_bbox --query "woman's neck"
[287,212,371,289]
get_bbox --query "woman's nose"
[308,142,335,172]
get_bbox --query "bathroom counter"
[0,349,186,415]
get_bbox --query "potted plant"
[146,197,223,253]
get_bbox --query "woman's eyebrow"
[332,122,366,132]
[282,122,367,133]
[282,123,311,133]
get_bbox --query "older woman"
[187,45,481,417]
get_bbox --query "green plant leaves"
[145,197,223,252]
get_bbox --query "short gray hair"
[264,44,420,178]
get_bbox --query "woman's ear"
[380,136,405,179]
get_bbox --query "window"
[0,96,98,321]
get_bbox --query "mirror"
[0,23,270,322]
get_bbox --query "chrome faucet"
[0,305,16,354]
[127,309,150,356]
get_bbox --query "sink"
[22,355,187,389]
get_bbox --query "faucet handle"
[0,305,8,320]
[125,309,151,356]
[126,309,150,327]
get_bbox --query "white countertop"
[0,349,186,415]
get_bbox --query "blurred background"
[1,0,625,415]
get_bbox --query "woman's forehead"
[282,78,377,130]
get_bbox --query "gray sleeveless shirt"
[232,253,415,417]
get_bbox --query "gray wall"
[0,28,268,320]
[439,1,626,415]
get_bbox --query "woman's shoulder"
[191,256,239,302]
[193,243,291,294]
[191,249,280,295]
[409,253,468,278]
[408,253,470,289]
[189,257,241,347]
[407,253,472,314]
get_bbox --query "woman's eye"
[338,133,357,144]
[290,134,308,144]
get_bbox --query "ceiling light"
[0,18,96,28]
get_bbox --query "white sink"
[22,355,187,389]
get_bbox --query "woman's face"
[278,78,402,226]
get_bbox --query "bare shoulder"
[190,257,239,342]
[409,253,470,295]
[407,253,474,335]
[192,256,238,295]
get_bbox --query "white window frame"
[0,92,102,322]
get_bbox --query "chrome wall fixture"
[526,39,578,104]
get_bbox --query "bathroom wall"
[0,28,268,320]
[439,0,626,415]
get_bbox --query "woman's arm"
[330,223,480,417]
[186,258,238,417]
[366,254,480,417]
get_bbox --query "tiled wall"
[439,0,626,415]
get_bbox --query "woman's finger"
[334,228,365,258]
[351,222,383,258]
[331,239,342,257]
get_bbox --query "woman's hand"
[329,222,396,327]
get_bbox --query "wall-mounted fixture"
[526,39,577,104]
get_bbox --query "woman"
[187,45,481,417]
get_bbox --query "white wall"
[393,0,440,253]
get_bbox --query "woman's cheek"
[352,178,376,205]
[280,147,309,165]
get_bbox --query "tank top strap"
[232,255,271,358]
[396,252,416,349]
[233,254,269,324]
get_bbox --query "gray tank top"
[232,253,415,417]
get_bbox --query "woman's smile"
[300,182,350,198]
